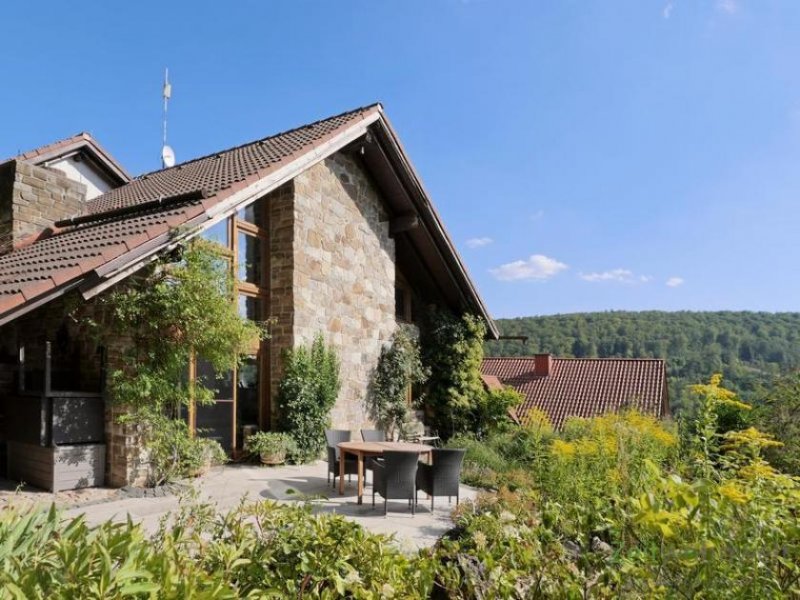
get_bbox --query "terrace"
[18,461,479,550]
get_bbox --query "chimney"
[534,353,552,377]
[0,160,86,255]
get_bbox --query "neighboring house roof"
[3,132,131,185]
[0,104,496,336]
[481,356,669,429]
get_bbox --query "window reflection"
[202,219,229,247]
[238,294,262,321]
[237,232,262,285]
[237,202,264,228]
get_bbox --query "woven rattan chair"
[360,429,386,442]
[415,448,466,511]
[372,451,419,516]
[360,429,386,484]
[325,429,358,489]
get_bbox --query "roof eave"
[370,110,498,338]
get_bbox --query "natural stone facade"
[294,153,397,430]
[0,160,86,254]
[267,151,397,432]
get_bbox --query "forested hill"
[485,311,800,411]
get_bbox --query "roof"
[0,104,495,334]
[4,132,131,184]
[481,356,669,429]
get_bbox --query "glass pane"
[237,232,262,285]
[237,355,260,449]
[202,218,229,247]
[237,201,264,228]
[195,359,233,400]
[238,294,262,321]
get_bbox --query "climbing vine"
[420,309,488,438]
[103,239,266,483]
[368,326,429,439]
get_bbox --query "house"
[0,104,497,489]
[481,354,669,429]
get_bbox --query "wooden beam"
[389,213,419,236]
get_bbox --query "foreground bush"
[0,500,433,599]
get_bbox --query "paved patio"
[59,461,477,550]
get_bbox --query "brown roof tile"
[481,356,668,429]
[0,105,380,323]
[85,106,378,214]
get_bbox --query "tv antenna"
[161,68,175,168]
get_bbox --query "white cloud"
[666,276,685,287]
[662,1,674,19]
[490,254,568,282]
[530,210,545,221]
[579,268,651,284]
[465,237,493,249]
[716,0,738,14]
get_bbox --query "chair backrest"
[360,429,385,442]
[325,429,351,460]
[431,448,466,494]
[382,451,419,497]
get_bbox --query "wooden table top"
[337,440,434,454]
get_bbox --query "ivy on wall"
[102,239,265,483]
[367,326,429,439]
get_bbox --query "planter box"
[7,441,106,492]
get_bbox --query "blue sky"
[1,1,798,318]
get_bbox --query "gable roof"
[481,356,669,429]
[0,104,496,335]
[4,132,131,185]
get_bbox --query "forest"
[485,311,800,411]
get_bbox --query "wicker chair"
[360,429,386,442]
[415,448,466,511]
[360,429,386,484]
[325,429,358,488]
[372,451,419,516]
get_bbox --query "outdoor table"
[337,440,434,504]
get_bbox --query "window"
[237,232,263,286]
[238,294,262,321]
[202,219,229,247]
[237,202,265,228]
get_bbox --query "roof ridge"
[483,356,665,362]
[133,103,382,180]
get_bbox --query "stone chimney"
[534,353,552,377]
[0,160,86,255]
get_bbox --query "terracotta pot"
[260,451,286,466]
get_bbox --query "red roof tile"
[481,356,668,429]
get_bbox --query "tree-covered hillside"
[485,311,800,411]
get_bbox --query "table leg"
[357,454,364,505]
[339,449,345,495]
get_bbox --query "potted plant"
[184,437,228,477]
[247,431,297,465]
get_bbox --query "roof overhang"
[0,106,496,337]
[9,132,131,186]
[360,109,498,338]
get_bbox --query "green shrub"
[368,326,429,439]
[277,334,341,462]
[246,431,297,462]
[0,500,435,599]
[146,417,227,485]
[421,309,487,438]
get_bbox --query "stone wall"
[267,182,295,426]
[290,152,397,431]
[0,160,86,254]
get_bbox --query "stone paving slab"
[60,461,477,550]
